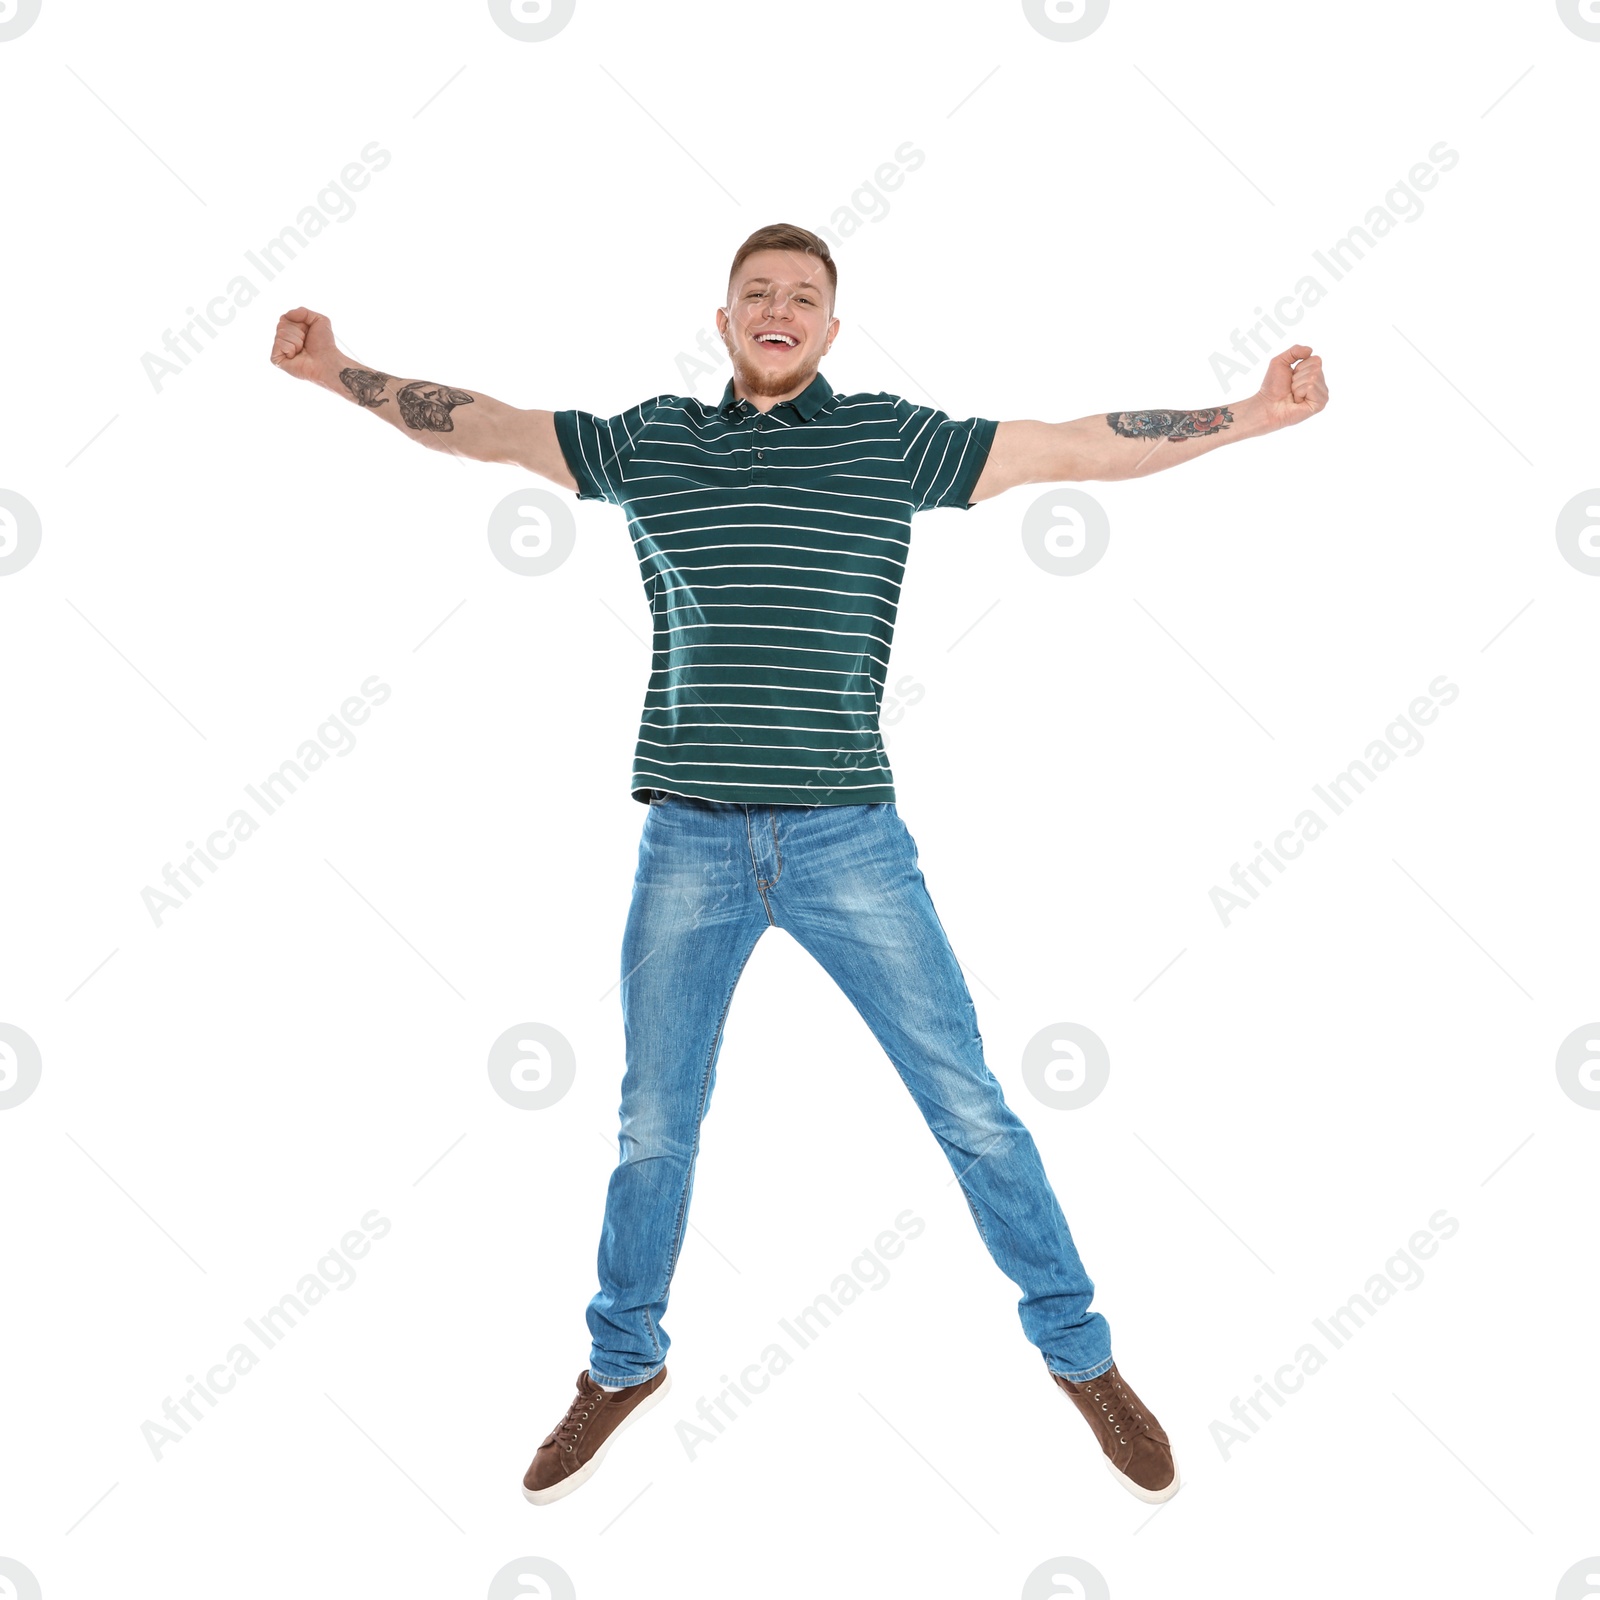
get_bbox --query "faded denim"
[585,793,1114,1387]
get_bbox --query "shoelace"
[553,1387,606,1453]
[1082,1374,1147,1448]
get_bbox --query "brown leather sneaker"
[522,1367,672,1506]
[1053,1363,1180,1503]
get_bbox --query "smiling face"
[717,247,839,405]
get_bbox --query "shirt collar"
[717,369,833,422]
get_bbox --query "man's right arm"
[269,305,578,490]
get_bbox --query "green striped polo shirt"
[554,371,997,806]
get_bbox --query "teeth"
[757,334,795,346]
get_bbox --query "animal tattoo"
[1106,407,1233,440]
[339,367,477,432]
[340,367,392,408]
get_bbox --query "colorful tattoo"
[1106,407,1233,440]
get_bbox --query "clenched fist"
[1253,345,1329,429]
[270,306,340,386]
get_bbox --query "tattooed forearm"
[340,367,392,408]
[395,381,475,432]
[1106,407,1233,440]
[338,368,476,432]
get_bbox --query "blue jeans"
[585,793,1113,1387]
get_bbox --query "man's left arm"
[970,344,1328,503]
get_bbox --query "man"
[270,223,1328,1509]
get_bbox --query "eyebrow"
[740,277,824,295]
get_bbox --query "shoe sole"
[522,1369,672,1506]
[1104,1448,1182,1504]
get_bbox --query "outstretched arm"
[268,306,577,489]
[970,345,1328,503]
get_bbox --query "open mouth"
[753,331,798,352]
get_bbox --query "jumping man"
[269,222,1329,1508]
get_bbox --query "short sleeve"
[552,396,672,504]
[890,398,999,512]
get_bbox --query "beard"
[727,337,818,399]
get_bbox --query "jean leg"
[586,799,769,1386]
[770,802,1113,1381]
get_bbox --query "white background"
[2,1,1596,1596]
